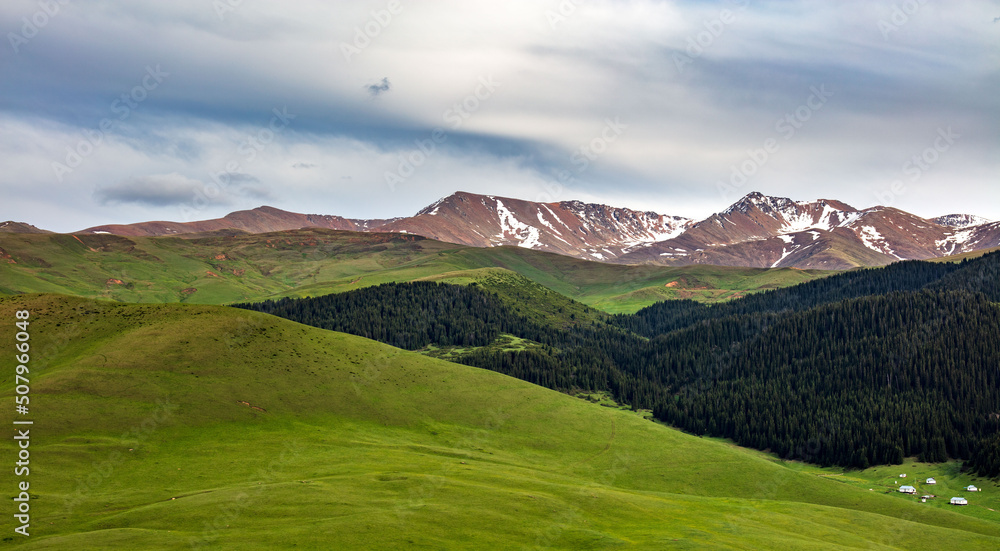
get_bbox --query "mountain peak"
[388,191,692,261]
[44,190,1000,270]
[249,205,294,214]
[0,221,52,234]
[722,192,857,218]
[933,214,993,229]
[723,192,790,215]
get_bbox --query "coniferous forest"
[235,251,1000,474]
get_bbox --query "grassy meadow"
[2,294,999,549]
[0,230,832,313]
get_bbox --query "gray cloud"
[1,0,998,231]
[95,174,209,207]
[95,172,268,207]
[216,172,262,187]
[366,78,391,98]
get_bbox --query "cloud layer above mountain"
[1,0,997,231]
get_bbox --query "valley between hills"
[2,193,1000,549]
[4,0,997,546]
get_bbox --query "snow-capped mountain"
[933,214,994,229]
[619,192,1000,269]
[71,191,999,270]
[379,191,693,261]
[76,191,693,262]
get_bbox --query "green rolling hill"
[3,294,1000,549]
[232,252,1000,472]
[0,229,831,313]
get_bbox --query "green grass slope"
[0,230,832,313]
[927,246,1000,263]
[2,294,999,549]
[418,268,606,327]
[0,231,462,305]
[813,459,1000,523]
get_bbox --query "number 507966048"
[15,310,29,401]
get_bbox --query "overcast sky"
[1,0,997,232]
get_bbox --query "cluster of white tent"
[895,476,980,506]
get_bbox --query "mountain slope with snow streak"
[72,190,1000,270]
[619,193,1000,269]
[381,191,692,260]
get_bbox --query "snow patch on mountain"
[535,210,561,235]
[418,196,448,216]
[619,214,692,252]
[542,205,571,231]
[857,226,881,251]
[771,234,800,267]
[771,248,794,268]
[778,201,847,234]
[536,210,570,245]
[934,214,993,229]
[836,211,865,229]
[857,226,902,259]
[495,200,541,249]
[935,228,977,255]
[648,217,690,241]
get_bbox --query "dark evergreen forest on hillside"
[236,251,1000,474]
